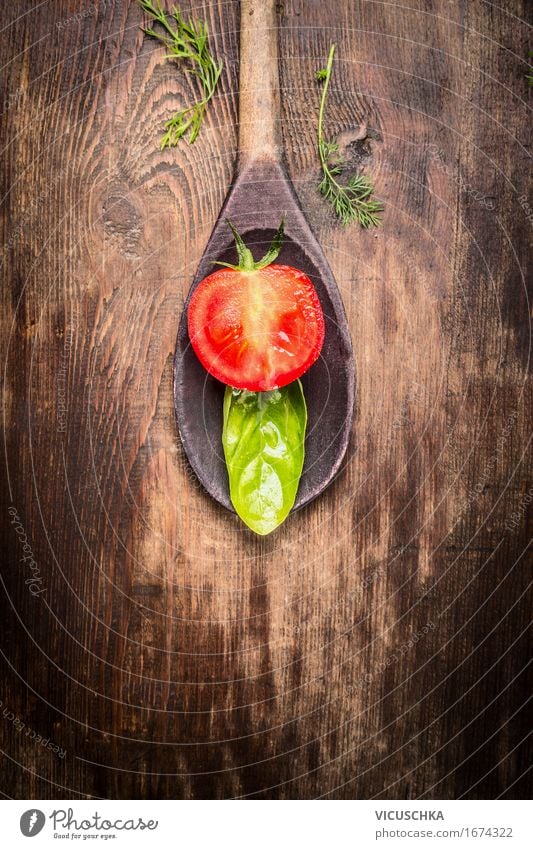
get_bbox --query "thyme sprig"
[317,44,382,227]
[138,0,222,147]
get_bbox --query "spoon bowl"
[174,159,355,513]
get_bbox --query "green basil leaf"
[222,380,307,535]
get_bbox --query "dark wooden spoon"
[174,0,355,514]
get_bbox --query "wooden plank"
[0,0,531,799]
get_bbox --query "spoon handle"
[238,0,281,167]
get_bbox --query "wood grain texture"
[0,0,531,799]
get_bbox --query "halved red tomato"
[187,221,325,391]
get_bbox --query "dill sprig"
[138,0,222,147]
[316,44,382,227]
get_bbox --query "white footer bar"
[3,799,530,848]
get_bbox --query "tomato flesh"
[188,264,325,391]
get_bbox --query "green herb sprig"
[138,0,222,147]
[316,44,382,227]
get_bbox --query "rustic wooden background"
[1,0,531,800]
